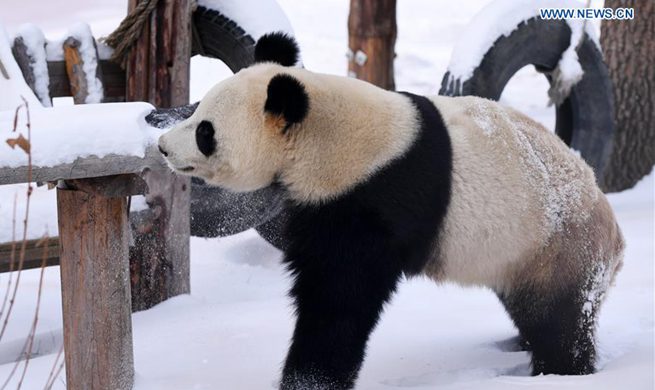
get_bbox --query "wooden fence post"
[348,0,397,90]
[57,187,134,390]
[126,0,192,311]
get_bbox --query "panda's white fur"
[158,35,623,389]
[426,96,621,293]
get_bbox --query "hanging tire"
[439,18,615,188]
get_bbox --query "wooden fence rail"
[0,146,165,186]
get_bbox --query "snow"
[0,102,159,169]
[549,19,586,105]
[197,0,295,40]
[15,24,51,107]
[0,0,653,389]
[39,23,107,100]
[558,21,586,84]
[44,39,64,62]
[445,0,603,93]
[46,35,114,62]
[95,40,114,60]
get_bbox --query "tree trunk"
[600,0,655,192]
[126,0,192,311]
[348,0,397,90]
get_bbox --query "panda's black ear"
[254,32,300,67]
[265,74,309,131]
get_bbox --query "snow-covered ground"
[0,0,653,389]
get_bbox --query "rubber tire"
[188,6,287,244]
[439,18,615,186]
[192,5,256,71]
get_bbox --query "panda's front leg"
[280,241,403,390]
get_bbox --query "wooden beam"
[57,186,134,390]
[348,0,397,90]
[0,237,59,273]
[65,173,148,198]
[0,146,166,186]
[126,0,191,312]
[47,60,125,102]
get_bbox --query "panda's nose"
[158,144,168,157]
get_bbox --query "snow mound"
[0,102,161,168]
[446,0,600,86]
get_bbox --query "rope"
[102,0,160,67]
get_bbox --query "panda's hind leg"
[497,203,623,376]
[497,278,598,375]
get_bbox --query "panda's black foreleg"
[280,245,403,389]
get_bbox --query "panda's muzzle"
[157,140,195,173]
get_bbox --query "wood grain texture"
[601,0,655,191]
[57,187,134,390]
[348,0,397,90]
[126,0,191,312]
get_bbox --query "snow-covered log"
[12,24,51,107]
[64,23,104,104]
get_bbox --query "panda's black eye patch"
[196,120,216,157]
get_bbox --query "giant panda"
[157,32,624,389]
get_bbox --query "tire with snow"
[439,18,614,187]
[192,5,256,71]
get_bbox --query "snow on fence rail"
[0,102,166,185]
[0,148,165,185]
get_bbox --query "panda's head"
[157,32,307,192]
[159,32,417,203]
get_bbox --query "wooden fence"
[1,0,192,388]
